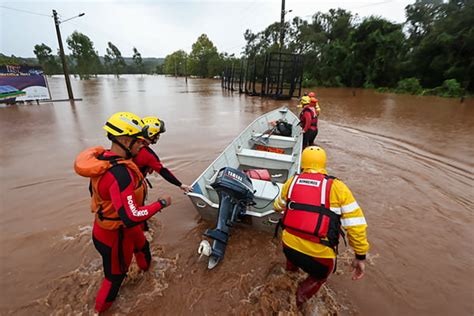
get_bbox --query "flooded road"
[0,75,473,315]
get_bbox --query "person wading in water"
[299,96,320,148]
[273,146,369,308]
[74,112,171,313]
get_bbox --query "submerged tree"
[188,34,220,77]
[33,43,61,75]
[66,31,101,79]
[104,42,126,78]
[163,50,188,76]
[132,47,144,74]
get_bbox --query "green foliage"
[395,78,423,94]
[20,1,472,94]
[240,1,473,95]
[428,79,464,97]
[132,47,144,74]
[244,22,282,57]
[404,0,474,91]
[350,17,406,88]
[0,53,37,66]
[188,34,221,77]
[104,42,126,78]
[66,31,101,79]
[33,44,61,75]
[163,50,188,76]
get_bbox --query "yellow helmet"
[103,112,144,138]
[301,146,326,170]
[300,96,311,105]
[142,116,166,140]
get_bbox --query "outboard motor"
[201,167,254,269]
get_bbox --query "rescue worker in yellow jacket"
[273,146,369,307]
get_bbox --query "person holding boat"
[134,116,193,194]
[273,146,369,308]
[74,112,172,313]
[299,96,320,148]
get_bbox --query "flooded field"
[0,75,473,315]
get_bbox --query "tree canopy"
[104,42,126,78]
[33,44,61,75]
[66,31,101,79]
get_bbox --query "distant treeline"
[163,0,472,97]
[2,0,471,97]
[0,44,163,78]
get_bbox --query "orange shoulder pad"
[74,146,111,178]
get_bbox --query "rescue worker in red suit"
[133,116,193,194]
[74,112,172,313]
[299,97,320,149]
[274,146,369,308]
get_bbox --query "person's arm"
[159,167,182,186]
[273,176,294,212]
[139,147,186,188]
[332,179,369,279]
[105,165,168,227]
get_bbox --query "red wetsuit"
[77,149,166,313]
[133,146,182,187]
[300,106,319,148]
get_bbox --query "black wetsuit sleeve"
[159,168,182,187]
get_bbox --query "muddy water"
[0,76,472,315]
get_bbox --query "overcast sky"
[1,0,414,58]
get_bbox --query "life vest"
[255,144,285,154]
[74,146,146,230]
[282,173,341,250]
[299,106,318,130]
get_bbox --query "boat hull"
[187,106,302,233]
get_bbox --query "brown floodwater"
[0,75,473,315]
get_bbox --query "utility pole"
[279,0,286,51]
[53,9,74,101]
[184,56,188,84]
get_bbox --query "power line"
[350,0,396,10]
[0,5,50,17]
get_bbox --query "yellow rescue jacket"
[274,168,369,258]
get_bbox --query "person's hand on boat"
[180,184,193,193]
[351,258,365,280]
[157,195,172,209]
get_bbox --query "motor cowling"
[211,167,254,202]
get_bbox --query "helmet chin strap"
[110,135,136,159]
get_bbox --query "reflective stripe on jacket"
[274,169,369,258]
[283,173,341,250]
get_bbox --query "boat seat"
[237,148,294,170]
[238,148,293,161]
[250,133,297,148]
[251,132,296,142]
